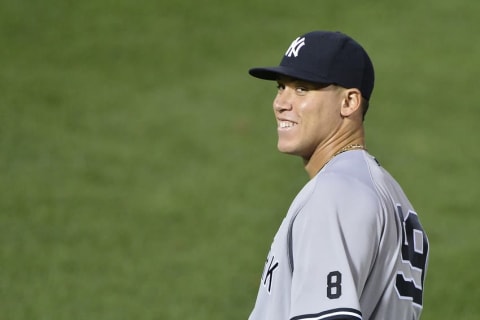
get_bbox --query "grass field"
[1,0,479,319]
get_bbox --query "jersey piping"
[290,307,362,320]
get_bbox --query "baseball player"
[247,31,429,320]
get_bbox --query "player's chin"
[277,141,313,160]
[277,142,301,156]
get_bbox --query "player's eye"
[276,83,285,91]
[295,86,308,95]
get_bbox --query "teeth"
[279,121,296,128]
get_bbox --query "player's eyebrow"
[277,75,329,89]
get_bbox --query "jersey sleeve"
[289,173,383,320]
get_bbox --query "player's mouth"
[278,120,297,129]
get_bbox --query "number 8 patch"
[327,271,342,299]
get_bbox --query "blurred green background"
[1,0,479,319]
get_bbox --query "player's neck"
[304,136,366,179]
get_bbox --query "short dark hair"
[361,98,370,121]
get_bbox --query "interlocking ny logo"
[285,37,305,57]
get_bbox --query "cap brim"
[248,66,285,80]
[249,66,331,84]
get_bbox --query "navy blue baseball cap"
[249,31,375,100]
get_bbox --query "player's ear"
[340,89,362,117]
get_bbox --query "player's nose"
[273,91,293,112]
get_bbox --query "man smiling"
[247,31,429,320]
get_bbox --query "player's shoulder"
[318,150,381,192]
[314,158,377,197]
[311,170,379,207]
[295,167,384,239]
[305,151,382,214]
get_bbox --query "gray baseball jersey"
[248,150,429,320]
